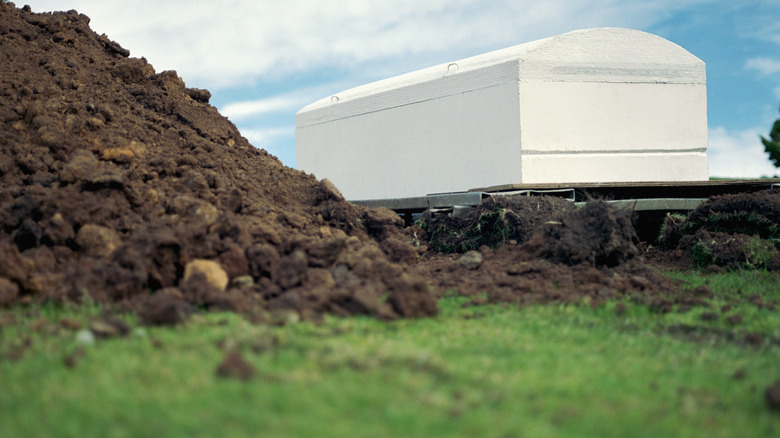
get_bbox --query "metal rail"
[349,179,780,225]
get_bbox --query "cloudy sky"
[26,0,780,178]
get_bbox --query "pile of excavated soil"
[3,3,778,327]
[0,4,436,323]
[417,195,575,253]
[649,189,780,271]
[414,199,694,309]
[414,196,779,313]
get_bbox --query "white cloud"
[238,126,296,166]
[218,82,353,120]
[745,57,780,76]
[748,15,780,45]
[26,0,708,90]
[240,126,292,146]
[708,126,778,178]
[221,96,305,121]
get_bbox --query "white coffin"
[295,28,709,200]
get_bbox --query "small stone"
[191,202,220,227]
[60,150,99,184]
[304,268,336,290]
[88,169,124,187]
[457,250,483,270]
[89,317,130,338]
[86,116,104,129]
[230,275,254,290]
[101,146,134,163]
[75,224,121,258]
[75,329,95,345]
[186,87,211,103]
[183,259,229,292]
[319,178,344,201]
[144,188,160,204]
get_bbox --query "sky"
[24,0,780,179]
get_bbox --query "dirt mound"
[530,200,639,267]
[419,196,637,267]
[0,4,436,322]
[413,199,678,308]
[418,195,574,253]
[684,189,780,238]
[413,242,705,310]
[650,189,780,270]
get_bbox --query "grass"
[1,270,780,437]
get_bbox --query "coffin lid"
[296,27,705,126]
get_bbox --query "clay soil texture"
[0,4,435,324]
[1,3,779,326]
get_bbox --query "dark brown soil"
[414,200,691,309]
[2,3,780,411]
[0,3,436,322]
[216,349,256,381]
[418,195,574,253]
[1,3,778,329]
[647,189,780,270]
[767,381,780,411]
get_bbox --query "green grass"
[2,270,780,437]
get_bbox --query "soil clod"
[216,349,256,381]
[765,380,780,411]
[0,4,434,323]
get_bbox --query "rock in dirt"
[75,329,95,346]
[0,3,435,323]
[75,224,121,259]
[183,259,229,292]
[457,251,483,270]
[88,316,131,338]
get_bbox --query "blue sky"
[26,0,780,178]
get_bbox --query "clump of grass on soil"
[655,189,780,271]
[417,195,574,254]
